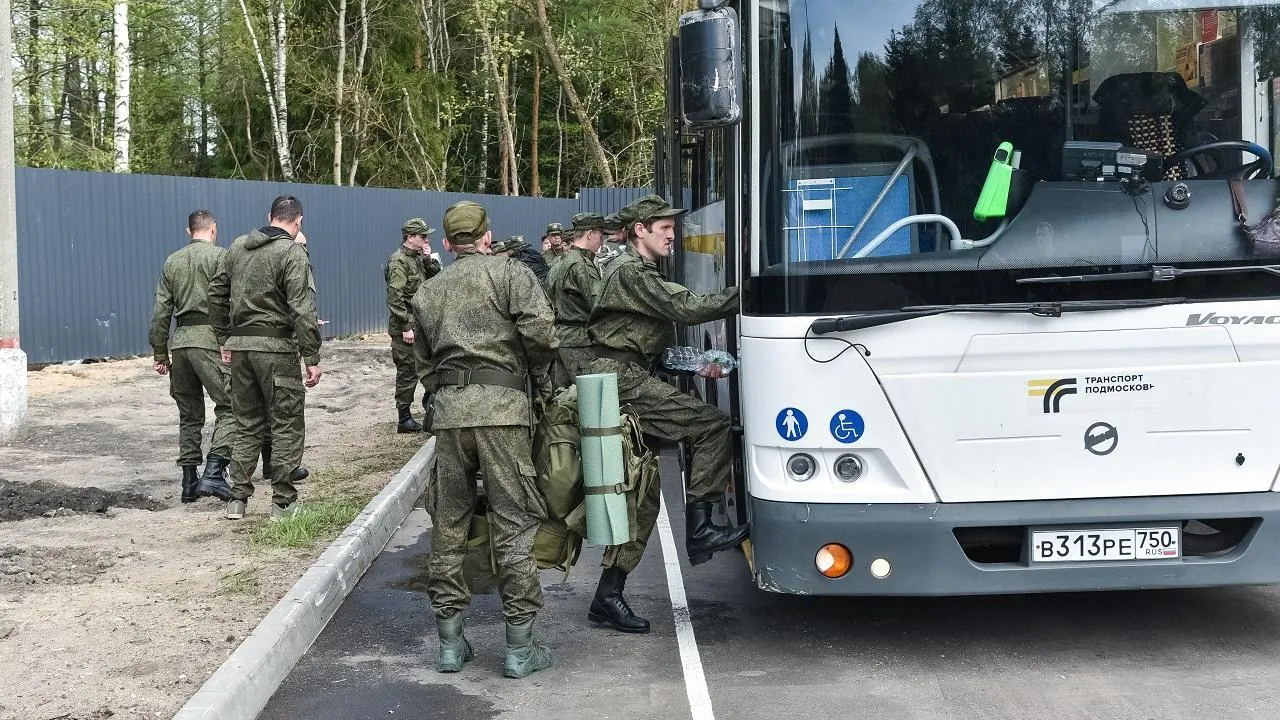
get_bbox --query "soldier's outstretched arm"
[614,264,739,326]
[283,244,324,368]
[149,267,174,364]
[207,254,232,347]
[507,264,558,377]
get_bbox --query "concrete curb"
[173,439,436,720]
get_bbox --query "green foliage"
[11,0,679,192]
[249,500,365,549]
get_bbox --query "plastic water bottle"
[662,346,739,374]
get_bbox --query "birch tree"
[332,0,347,184]
[113,0,130,172]
[237,0,295,179]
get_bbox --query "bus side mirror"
[678,3,742,129]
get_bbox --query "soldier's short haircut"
[188,209,216,233]
[269,195,304,223]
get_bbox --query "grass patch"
[248,500,366,549]
[217,566,262,595]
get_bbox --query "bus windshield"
[752,0,1280,314]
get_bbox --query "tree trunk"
[237,0,293,180]
[530,55,541,197]
[346,0,368,186]
[112,0,130,173]
[555,85,564,198]
[474,0,518,196]
[478,61,489,194]
[270,0,293,180]
[196,0,210,174]
[332,0,347,185]
[26,0,43,162]
[533,0,613,186]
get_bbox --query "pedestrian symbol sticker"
[830,410,865,444]
[776,408,808,441]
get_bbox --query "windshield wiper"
[1017,264,1280,285]
[809,298,1186,334]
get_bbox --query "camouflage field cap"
[560,229,575,242]
[630,194,686,223]
[617,201,643,228]
[571,212,607,231]
[544,222,563,237]
[603,213,623,232]
[401,217,434,237]
[492,235,527,254]
[443,201,489,244]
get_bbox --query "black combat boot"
[588,567,650,633]
[195,454,232,501]
[685,500,750,566]
[262,442,308,483]
[180,466,200,504]
[397,405,423,434]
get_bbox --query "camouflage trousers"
[426,426,545,624]
[390,333,429,410]
[169,347,236,466]
[551,346,597,389]
[228,350,306,506]
[587,358,731,573]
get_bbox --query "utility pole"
[0,0,28,443]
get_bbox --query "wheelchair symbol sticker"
[829,410,865,444]
[776,408,808,441]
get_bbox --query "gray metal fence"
[15,168,648,363]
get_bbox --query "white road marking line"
[657,492,716,720]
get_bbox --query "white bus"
[663,0,1280,594]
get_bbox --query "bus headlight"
[833,454,865,483]
[786,453,817,482]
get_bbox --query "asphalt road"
[261,453,1280,720]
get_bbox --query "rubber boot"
[435,613,473,673]
[685,500,750,566]
[195,454,232,501]
[503,618,553,679]
[397,405,423,434]
[180,466,200,504]
[587,567,650,633]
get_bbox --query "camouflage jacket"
[149,240,225,360]
[409,251,557,429]
[545,246,601,349]
[385,245,442,334]
[208,226,323,366]
[588,247,738,366]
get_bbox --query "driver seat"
[1093,71,1207,180]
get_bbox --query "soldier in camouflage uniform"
[544,212,606,388]
[149,209,235,504]
[540,222,563,256]
[410,201,557,679]
[582,195,748,634]
[209,196,324,521]
[493,235,551,288]
[386,218,442,433]
[597,213,626,264]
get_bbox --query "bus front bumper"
[748,492,1280,596]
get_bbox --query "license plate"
[1030,527,1181,563]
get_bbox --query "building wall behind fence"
[15,168,649,364]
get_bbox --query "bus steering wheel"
[1166,140,1274,180]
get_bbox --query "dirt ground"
[0,336,424,720]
